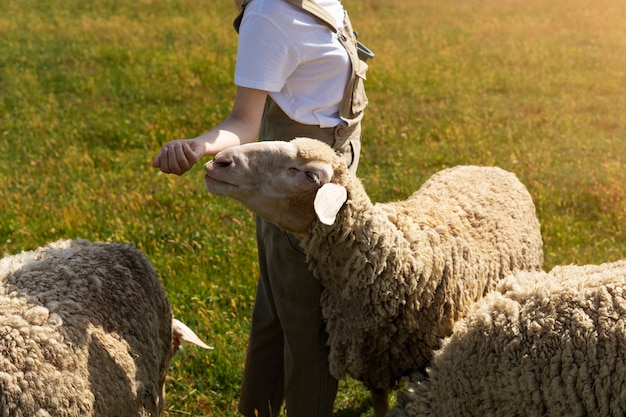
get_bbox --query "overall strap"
[233,0,253,32]
[235,0,373,61]
[283,0,375,63]
[236,0,341,36]
[283,0,341,33]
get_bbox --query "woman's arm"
[152,86,268,175]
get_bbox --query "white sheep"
[0,239,210,417]
[203,137,543,416]
[388,261,626,417]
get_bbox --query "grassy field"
[1,0,626,415]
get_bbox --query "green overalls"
[234,1,369,416]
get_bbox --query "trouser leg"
[238,220,286,417]
[239,217,338,417]
[238,277,285,417]
[270,227,337,416]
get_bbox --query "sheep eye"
[305,171,320,185]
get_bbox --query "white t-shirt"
[235,0,351,128]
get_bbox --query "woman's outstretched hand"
[152,139,205,176]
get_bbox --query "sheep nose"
[213,155,234,168]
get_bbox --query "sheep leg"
[370,388,389,417]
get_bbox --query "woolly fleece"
[0,239,172,417]
[389,261,626,417]
[297,141,544,391]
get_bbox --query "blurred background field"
[1,0,625,415]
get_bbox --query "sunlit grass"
[2,0,626,415]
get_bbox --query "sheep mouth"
[204,174,239,194]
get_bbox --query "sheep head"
[204,138,349,234]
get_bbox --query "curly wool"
[0,239,172,417]
[390,261,626,417]
[302,162,544,391]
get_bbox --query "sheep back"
[0,239,172,416]
[305,165,543,390]
[392,261,626,417]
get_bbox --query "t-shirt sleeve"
[235,13,300,92]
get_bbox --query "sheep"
[388,260,626,417]
[0,238,210,417]
[203,137,543,416]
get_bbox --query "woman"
[153,0,368,415]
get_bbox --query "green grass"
[2,0,626,415]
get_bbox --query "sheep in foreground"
[388,260,626,417]
[203,137,543,416]
[0,239,210,417]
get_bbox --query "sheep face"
[204,139,342,234]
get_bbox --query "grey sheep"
[388,261,626,417]
[0,239,210,417]
[203,137,543,416]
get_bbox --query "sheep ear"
[314,183,347,225]
[172,318,213,350]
